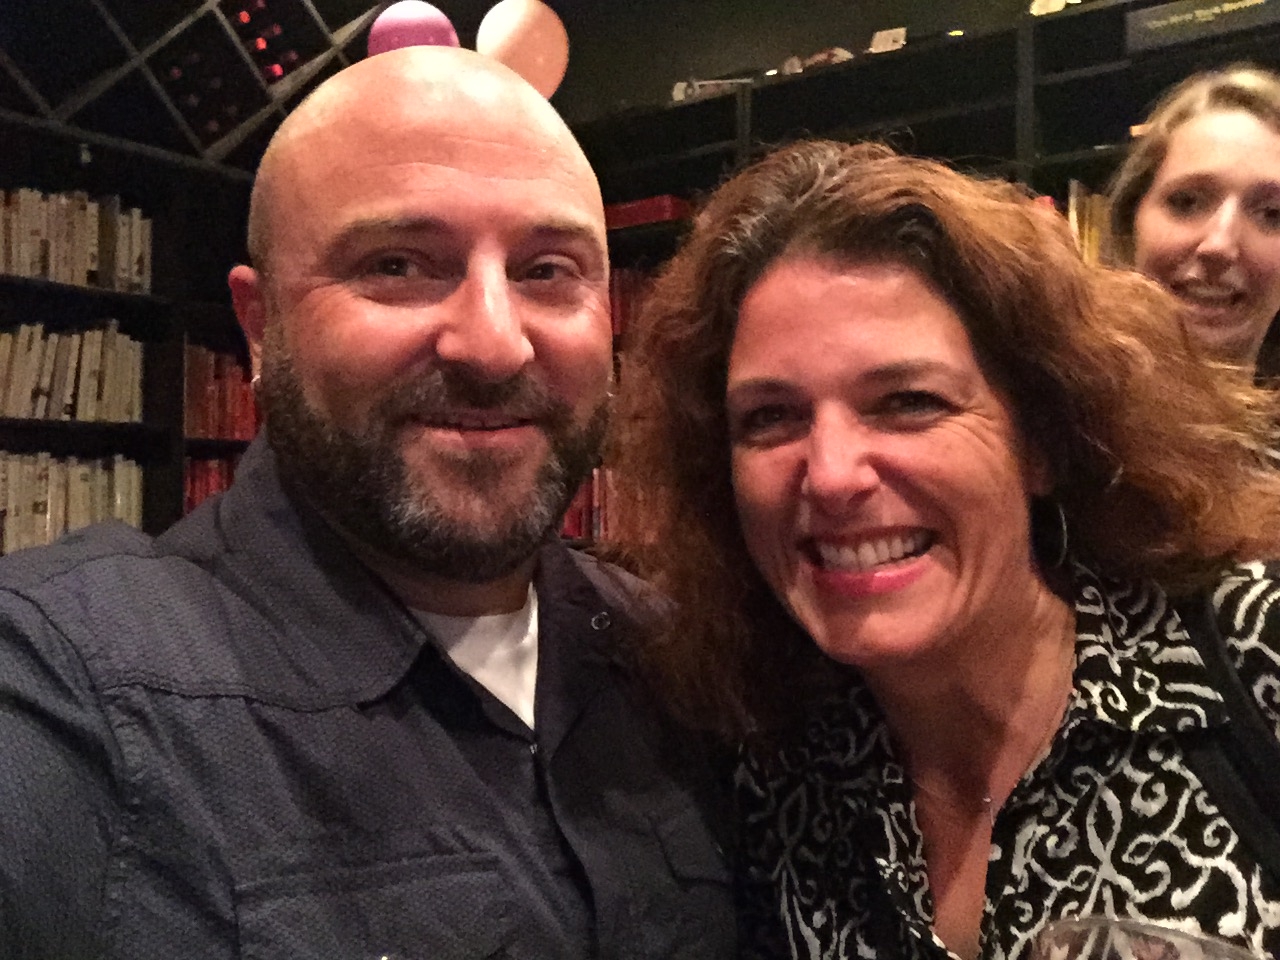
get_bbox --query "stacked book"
[0,319,144,423]
[184,344,257,441]
[183,454,241,515]
[1,188,153,293]
[0,452,143,555]
[560,467,615,543]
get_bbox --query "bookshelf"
[574,0,1280,268]
[1028,0,1280,198]
[0,110,252,551]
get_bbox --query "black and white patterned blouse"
[736,563,1280,960]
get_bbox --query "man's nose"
[435,261,535,381]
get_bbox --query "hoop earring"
[1032,497,1069,570]
[1050,500,1069,568]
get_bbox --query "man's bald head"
[246,46,600,274]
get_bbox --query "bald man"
[0,48,735,959]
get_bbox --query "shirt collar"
[158,435,619,712]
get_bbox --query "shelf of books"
[0,195,160,555]
[574,0,1280,239]
[0,109,253,554]
[182,340,258,514]
[1030,0,1280,197]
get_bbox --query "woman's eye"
[1254,204,1280,233]
[730,404,803,442]
[1164,190,1206,218]
[876,391,951,419]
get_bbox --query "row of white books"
[0,320,143,422]
[1,188,152,293]
[0,452,143,556]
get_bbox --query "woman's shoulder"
[1209,562,1280,735]
[1213,561,1280,628]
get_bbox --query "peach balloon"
[476,0,570,98]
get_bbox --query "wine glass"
[1031,917,1262,960]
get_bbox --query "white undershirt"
[415,585,539,729]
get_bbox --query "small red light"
[255,37,267,50]
[238,11,250,23]
[267,64,284,79]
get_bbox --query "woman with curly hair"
[608,140,1280,960]
[1108,64,1280,379]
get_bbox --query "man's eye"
[522,257,578,282]
[361,254,455,280]
[368,255,415,277]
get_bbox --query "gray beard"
[258,326,608,583]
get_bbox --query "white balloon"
[476,0,570,99]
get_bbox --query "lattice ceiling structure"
[0,0,412,175]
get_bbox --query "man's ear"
[228,264,267,379]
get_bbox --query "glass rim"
[1038,916,1261,960]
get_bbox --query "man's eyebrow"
[321,215,606,261]
[322,215,450,257]
[525,220,606,251]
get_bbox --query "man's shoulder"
[0,521,162,597]
[0,520,233,679]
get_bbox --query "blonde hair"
[1108,63,1280,264]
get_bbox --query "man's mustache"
[380,367,570,425]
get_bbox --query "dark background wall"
[1,1,1033,162]
[550,0,1030,123]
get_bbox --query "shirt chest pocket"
[234,851,516,960]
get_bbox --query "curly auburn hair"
[606,139,1280,739]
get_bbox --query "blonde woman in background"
[1109,64,1280,379]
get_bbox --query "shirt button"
[591,612,611,630]
[529,742,539,756]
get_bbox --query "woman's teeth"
[816,531,931,571]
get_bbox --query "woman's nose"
[801,414,880,512]
[1195,200,1243,265]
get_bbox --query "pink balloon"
[476,0,569,98]
[368,1,459,56]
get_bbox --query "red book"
[604,195,691,231]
